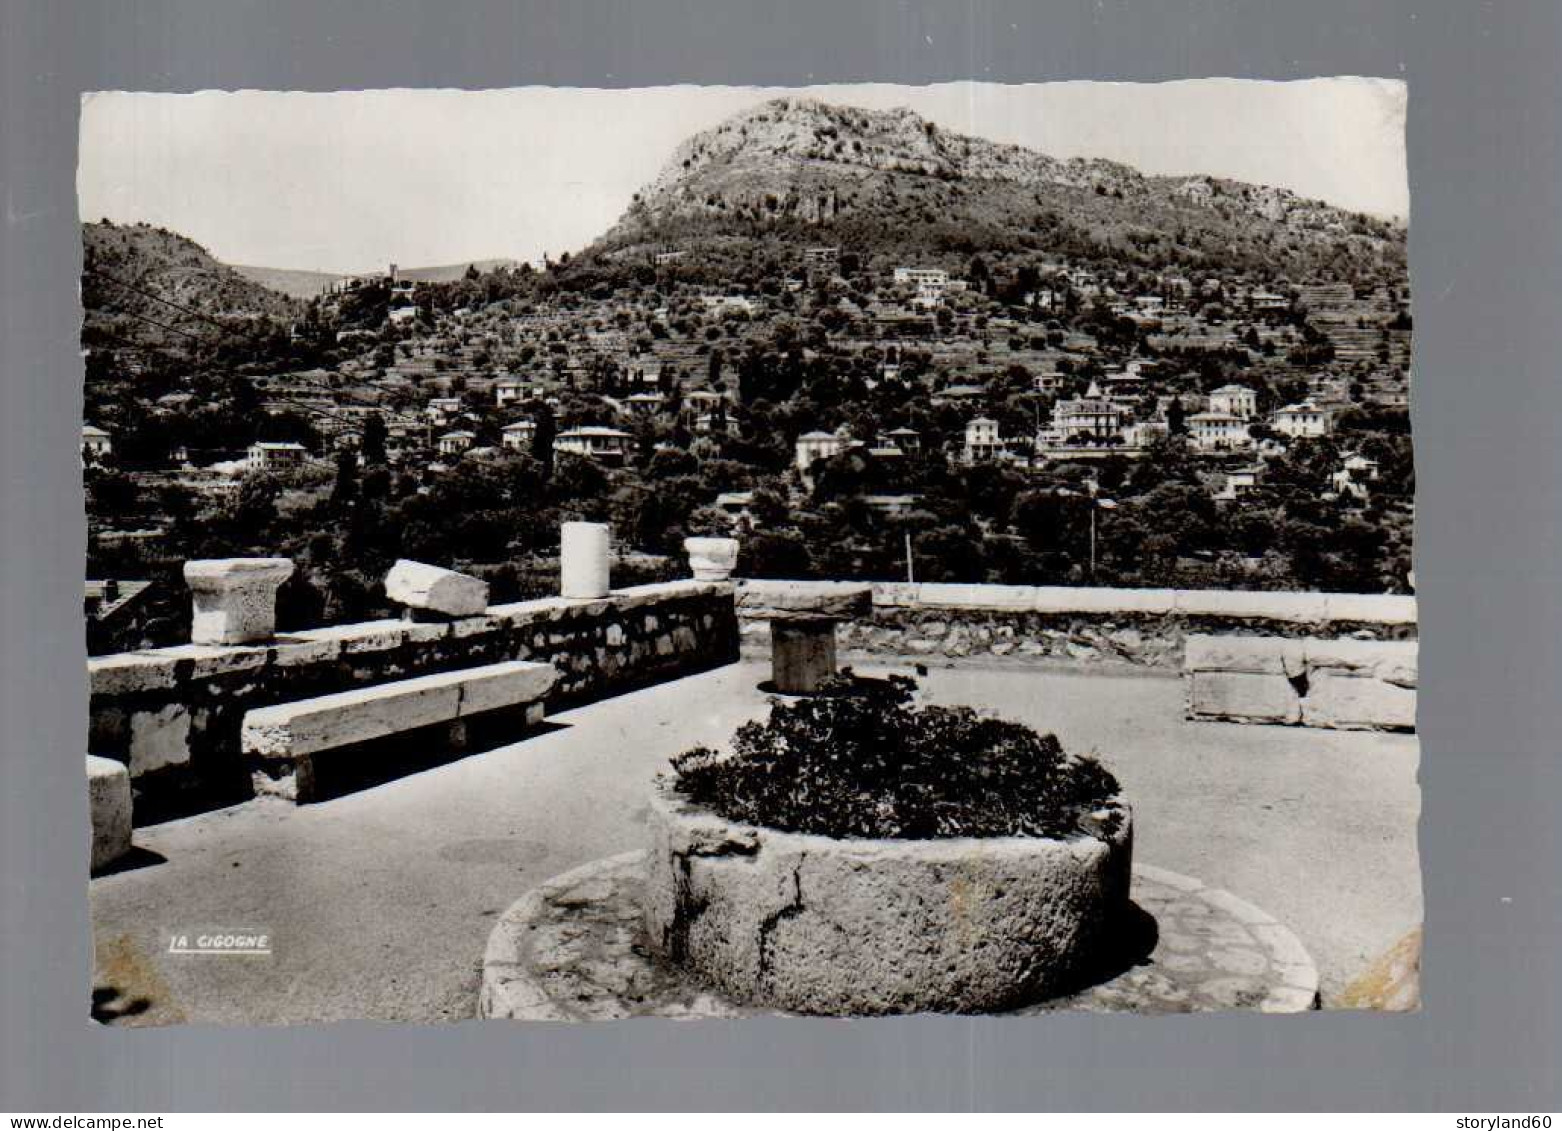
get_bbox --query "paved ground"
[480,854,1321,1020]
[90,658,1420,1025]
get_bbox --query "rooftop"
[90,657,1418,1025]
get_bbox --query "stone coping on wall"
[735,580,1416,627]
[87,580,739,810]
[88,580,732,698]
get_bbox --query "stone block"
[560,522,610,599]
[1188,671,1302,724]
[1174,589,1328,624]
[88,653,181,697]
[1301,671,1417,731]
[87,756,132,873]
[1032,586,1177,615]
[184,557,294,644]
[156,643,268,681]
[736,580,870,621]
[1323,593,1418,626]
[917,583,1036,612]
[127,704,192,775]
[1185,635,1306,675]
[384,559,489,617]
[290,619,406,654]
[1304,638,1418,686]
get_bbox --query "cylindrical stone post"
[183,558,295,645]
[771,618,840,694]
[560,522,611,599]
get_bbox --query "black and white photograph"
[77,79,1419,1025]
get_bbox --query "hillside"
[393,258,523,283]
[231,264,345,298]
[82,221,299,355]
[587,98,1405,282]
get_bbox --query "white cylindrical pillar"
[560,521,611,599]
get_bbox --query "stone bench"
[241,659,559,802]
[87,755,132,873]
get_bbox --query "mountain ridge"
[589,97,1404,281]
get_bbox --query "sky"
[78,79,1408,276]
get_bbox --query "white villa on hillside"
[1187,411,1253,452]
[1271,400,1333,439]
[893,266,948,289]
[963,417,1003,464]
[501,420,536,451]
[437,430,476,456]
[82,424,112,461]
[1053,388,1123,442]
[794,430,848,472]
[554,426,631,462]
[494,378,534,408]
[426,397,464,425]
[1209,384,1259,419]
[247,440,308,472]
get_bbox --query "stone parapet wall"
[735,580,1416,669]
[1185,635,1418,732]
[88,581,738,812]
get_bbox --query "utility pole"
[904,531,915,583]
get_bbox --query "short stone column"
[770,617,841,694]
[560,522,610,599]
[684,536,740,582]
[87,755,132,873]
[184,558,294,645]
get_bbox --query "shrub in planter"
[645,673,1133,1015]
[670,673,1123,841]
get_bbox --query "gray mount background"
[2,0,1558,1111]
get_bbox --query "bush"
[671,674,1122,840]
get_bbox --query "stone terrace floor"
[90,658,1420,1025]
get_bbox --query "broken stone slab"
[87,755,132,873]
[384,558,490,618]
[184,557,294,645]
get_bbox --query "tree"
[360,412,387,466]
[330,448,359,508]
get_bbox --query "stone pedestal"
[560,522,610,599]
[742,583,871,694]
[87,755,132,873]
[183,558,294,645]
[770,618,840,694]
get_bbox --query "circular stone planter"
[643,775,1134,1016]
